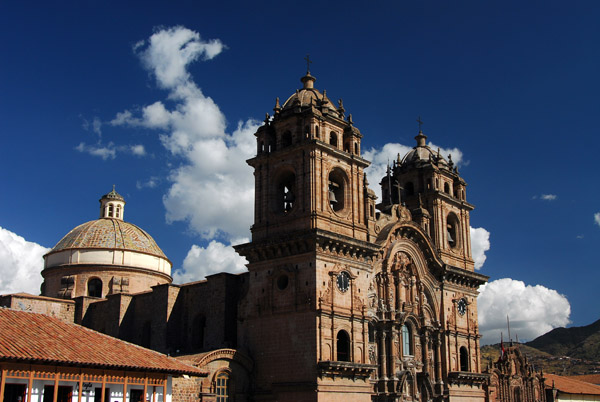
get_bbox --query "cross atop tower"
[417,116,424,132]
[304,54,312,74]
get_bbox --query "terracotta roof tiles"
[545,373,600,395]
[0,308,204,376]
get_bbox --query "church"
[3,70,503,401]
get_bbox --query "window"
[277,274,289,290]
[354,143,358,155]
[215,372,230,402]
[129,390,144,402]
[94,388,110,402]
[116,205,121,218]
[443,182,450,194]
[4,384,26,402]
[402,324,412,355]
[329,132,338,147]
[336,330,350,361]
[328,169,346,212]
[274,170,296,214]
[88,278,102,298]
[447,213,460,249]
[108,204,114,217]
[368,323,375,343]
[43,386,72,402]
[460,346,469,371]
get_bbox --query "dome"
[280,73,338,113]
[101,185,125,201]
[401,132,449,168]
[48,219,168,259]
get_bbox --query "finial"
[264,113,270,124]
[338,99,344,108]
[347,114,353,125]
[417,116,424,133]
[112,184,116,192]
[304,54,312,74]
[448,154,454,167]
[273,97,281,112]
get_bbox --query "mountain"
[480,319,600,376]
[526,318,600,359]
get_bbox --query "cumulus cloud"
[533,194,557,201]
[0,227,49,294]
[75,142,146,160]
[112,26,257,241]
[172,240,248,283]
[478,278,571,344]
[135,26,225,89]
[470,227,490,270]
[594,212,600,227]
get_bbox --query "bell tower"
[236,68,379,401]
[378,129,475,271]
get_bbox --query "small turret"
[99,185,125,220]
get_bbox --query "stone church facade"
[4,70,494,401]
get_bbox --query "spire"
[300,55,316,89]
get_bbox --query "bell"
[447,225,455,244]
[329,188,337,204]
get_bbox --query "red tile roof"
[566,374,600,385]
[0,308,204,376]
[545,373,600,395]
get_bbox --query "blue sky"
[1,1,599,344]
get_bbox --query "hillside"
[481,343,600,375]
[480,318,600,375]
[526,318,600,357]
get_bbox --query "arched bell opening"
[328,168,347,213]
[272,169,296,215]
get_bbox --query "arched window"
[460,346,469,371]
[215,372,230,402]
[444,182,450,194]
[315,125,319,139]
[88,278,102,298]
[402,324,412,355]
[274,170,296,214]
[108,204,114,217]
[354,143,358,155]
[447,213,460,249]
[329,132,338,148]
[336,330,350,361]
[116,205,121,218]
[328,169,347,212]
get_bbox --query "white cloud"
[136,176,160,189]
[75,142,147,160]
[81,116,103,137]
[136,26,225,89]
[112,26,257,241]
[75,142,116,160]
[470,227,490,270]
[540,194,557,201]
[594,212,600,227]
[478,278,571,344]
[172,240,248,283]
[0,227,49,295]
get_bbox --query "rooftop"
[0,308,204,375]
